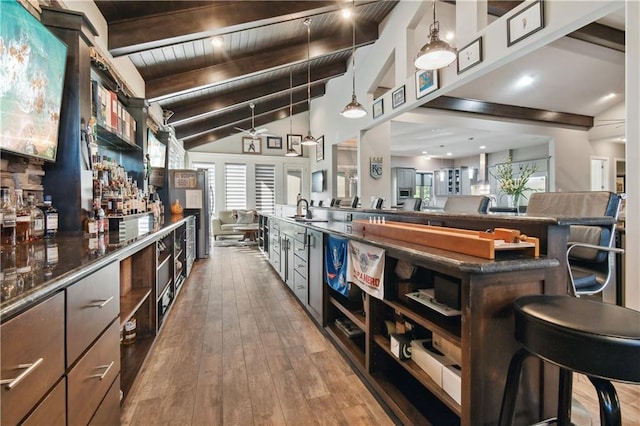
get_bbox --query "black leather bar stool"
[499,295,640,426]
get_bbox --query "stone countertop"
[266,215,560,275]
[1,217,191,322]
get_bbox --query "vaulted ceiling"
[94,1,625,153]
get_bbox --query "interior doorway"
[590,157,610,191]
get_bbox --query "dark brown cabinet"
[0,292,65,426]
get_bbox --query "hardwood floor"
[121,245,395,425]
[122,245,640,426]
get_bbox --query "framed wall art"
[507,0,545,47]
[415,69,438,99]
[242,137,262,154]
[457,37,483,74]
[316,135,324,161]
[287,134,303,156]
[392,85,406,109]
[267,136,282,149]
[373,98,384,119]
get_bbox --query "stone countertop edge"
[1,217,193,322]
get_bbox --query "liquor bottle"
[93,198,105,234]
[85,211,98,237]
[1,187,17,247]
[42,195,58,238]
[28,194,45,240]
[14,189,31,243]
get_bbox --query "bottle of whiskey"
[14,189,31,243]
[1,187,17,247]
[28,194,45,240]
[42,195,58,238]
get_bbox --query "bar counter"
[0,217,190,322]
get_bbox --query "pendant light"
[414,0,457,70]
[301,18,317,146]
[341,2,367,119]
[285,69,299,157]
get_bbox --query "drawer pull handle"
[90,361,115,381]
[89,296,114,308]
[296,264,305,268]
[296,232,305,236]
[1,358,44,389]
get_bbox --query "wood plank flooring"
[121,245,394,426]
[122,244,640,426]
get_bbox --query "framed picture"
[373,98,384,119]
[266,136,282,149]
[507,0,545,47]
[287,134,303,156]
[457,37,483,74]
[392,85,405,109]
[316,135,324,161]
[415,69,438,99]
[242,137,261,154]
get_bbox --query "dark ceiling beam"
[106,1,344,57]
[566,22,625,52]
[423,96,594,128]
[184,103,310,150]
[147,22,377,102]
[176,84,325,140]
[168,61,346,126]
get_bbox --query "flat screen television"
[311,170,325,193]
[147,129,166,168]
[0,1,68,162]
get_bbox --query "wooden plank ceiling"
[95,1,624,150]
[95,0,399,149]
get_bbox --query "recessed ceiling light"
[603,92,616,100]
[422,151,428,154]
[446,152,452,156]
[424,156,432,160]
[620,137,626,142]
[211,36,224,47]
[479,145,486,149]
[445,32,455,41]
[516,75,534,87]
[342,8,352,18]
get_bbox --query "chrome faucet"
[297,198,312,219]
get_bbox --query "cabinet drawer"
[294,269,308,302]
[293,237,308,260]
[293,227,307,244]
[22,377,66,426]
[293,256,307,279]
[1,292,65,426]
[68,319,120,426]
[67,262,119,365]
[89,374,121,426]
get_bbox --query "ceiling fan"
[234,103,273,138]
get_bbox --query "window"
[225,163,246,210]
[255,164,275,214]
[193,163,215,214]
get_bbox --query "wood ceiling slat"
[146,22,377,101]
[167,61,346,125]
[105,1,345,56]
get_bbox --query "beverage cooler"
[166,169,210,259]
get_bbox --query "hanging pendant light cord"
[307,19,311,119]
[351,13,356,96]
[289,70,293,135]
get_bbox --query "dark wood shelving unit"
[329,296,366,331]
[120,287,152,327]
[373,334,462,416]
[120,334,154,399]
[325,324,366,368]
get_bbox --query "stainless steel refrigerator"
[167,169,210,259]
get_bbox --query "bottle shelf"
[96,124,141,151]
